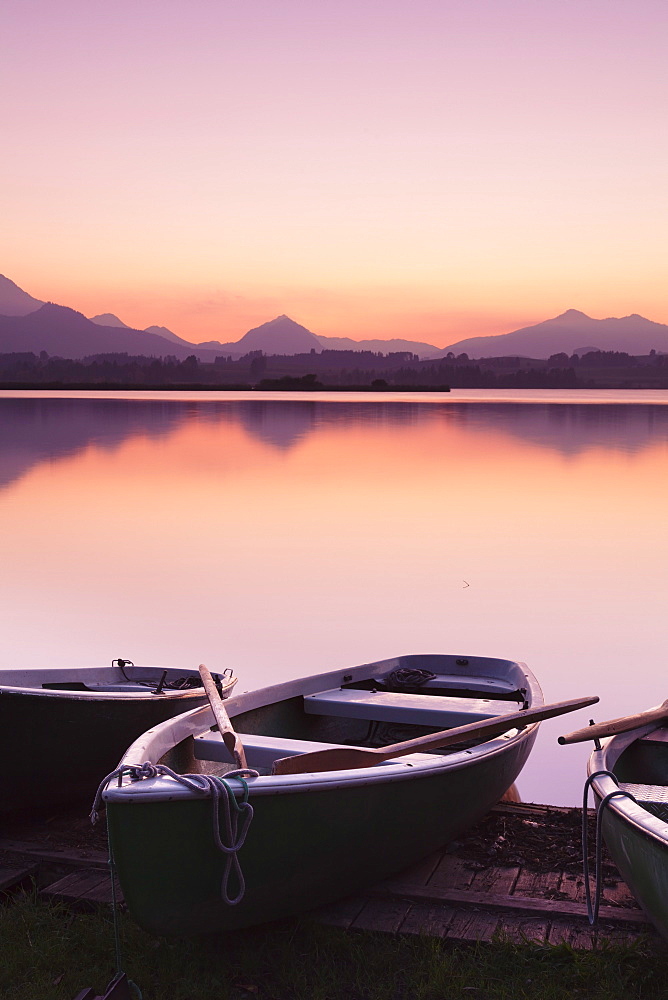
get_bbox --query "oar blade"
[272,746,377,775]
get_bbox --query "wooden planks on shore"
[40,868,124,913]
[0,858,38,895]
[311,803,660,950]
[0,802,661,950]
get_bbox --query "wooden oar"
[558,699,668,745]
[271,695,599,775]
[198,663,247,769]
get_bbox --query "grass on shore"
[1,892,667,1000]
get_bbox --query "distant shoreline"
[0,381,452,392]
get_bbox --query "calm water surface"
[2,388,667,805]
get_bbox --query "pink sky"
[3,0,667,348]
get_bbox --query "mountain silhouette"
[144,324,191,345]
[440,310,668,358]
[90,313,131,328]
[3,276,668,360]
[231,315,322,354]
[0,274,45,316]
[91,313,193,347]
[0,303,221,360]
[317,335,441,358]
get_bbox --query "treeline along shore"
[1,347,668,390]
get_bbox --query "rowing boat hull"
[589,728,668,940]
[107,733,534,935]
[0,664,235,815]
[104,652,542,935]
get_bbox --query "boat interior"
[613,726,668,823]
[162,664,533,776]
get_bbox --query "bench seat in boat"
[303,688,518,727]
[193,731,435,770]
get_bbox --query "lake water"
[2,388,667,806]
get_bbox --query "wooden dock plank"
[0,840,108,867]
[600,878,640,909]
[512,868,562,900]
[351,898,413,934]
[470,865,520,895]
[595,922,655,948]
[426,855,476,892]
[443,908,500,943]
[559,870,639,912]
[399,902,457,938]
[40,868,123,910]
[368,882,651,925]
[41,869,109,897]
[0,861,38,893]
[394,850,441,886]
[495,914,551,945]
[312,895,367,930]
[547,918,597,949]
[558,871,587,904]
[79,874,123,905]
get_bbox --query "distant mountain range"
[2,275,667,361]
[441,309,668,358]
[0,275,46,317]
[0,302,222,362]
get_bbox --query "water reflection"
[452,403,668,457]
[1,391,667,808]
[1,396,667,490]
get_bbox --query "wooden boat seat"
[618,782,668,823]
[303,687,518,727]
[194,731,435,769]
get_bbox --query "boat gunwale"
[588,724,668,851]
[0,666,236,701]
[104,653,542,799]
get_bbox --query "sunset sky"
[4,0,666,348]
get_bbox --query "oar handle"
[558,699,668,745]
[199,663,247,769]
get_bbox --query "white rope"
[91,762,260,906]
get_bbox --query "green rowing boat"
[0,660,236,815]
[585,722,668,940]
[100,652,552,935]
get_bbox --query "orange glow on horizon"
[17,270,668,352]
[4,3,667,347]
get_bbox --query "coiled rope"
[91,762,259,906]
[386,667,436,688]
[581,769,637,925]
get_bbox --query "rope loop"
[582,770,638,925]
[90,763,259,906]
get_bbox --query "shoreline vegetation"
[0,381,452,392]
[1,348,668,392]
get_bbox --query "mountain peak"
[555,309,591,321]
[0,275,45,317]
[265,314,294,326]
[90,313,130,329]
[236,315,322,354]
[440,310,668,359]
